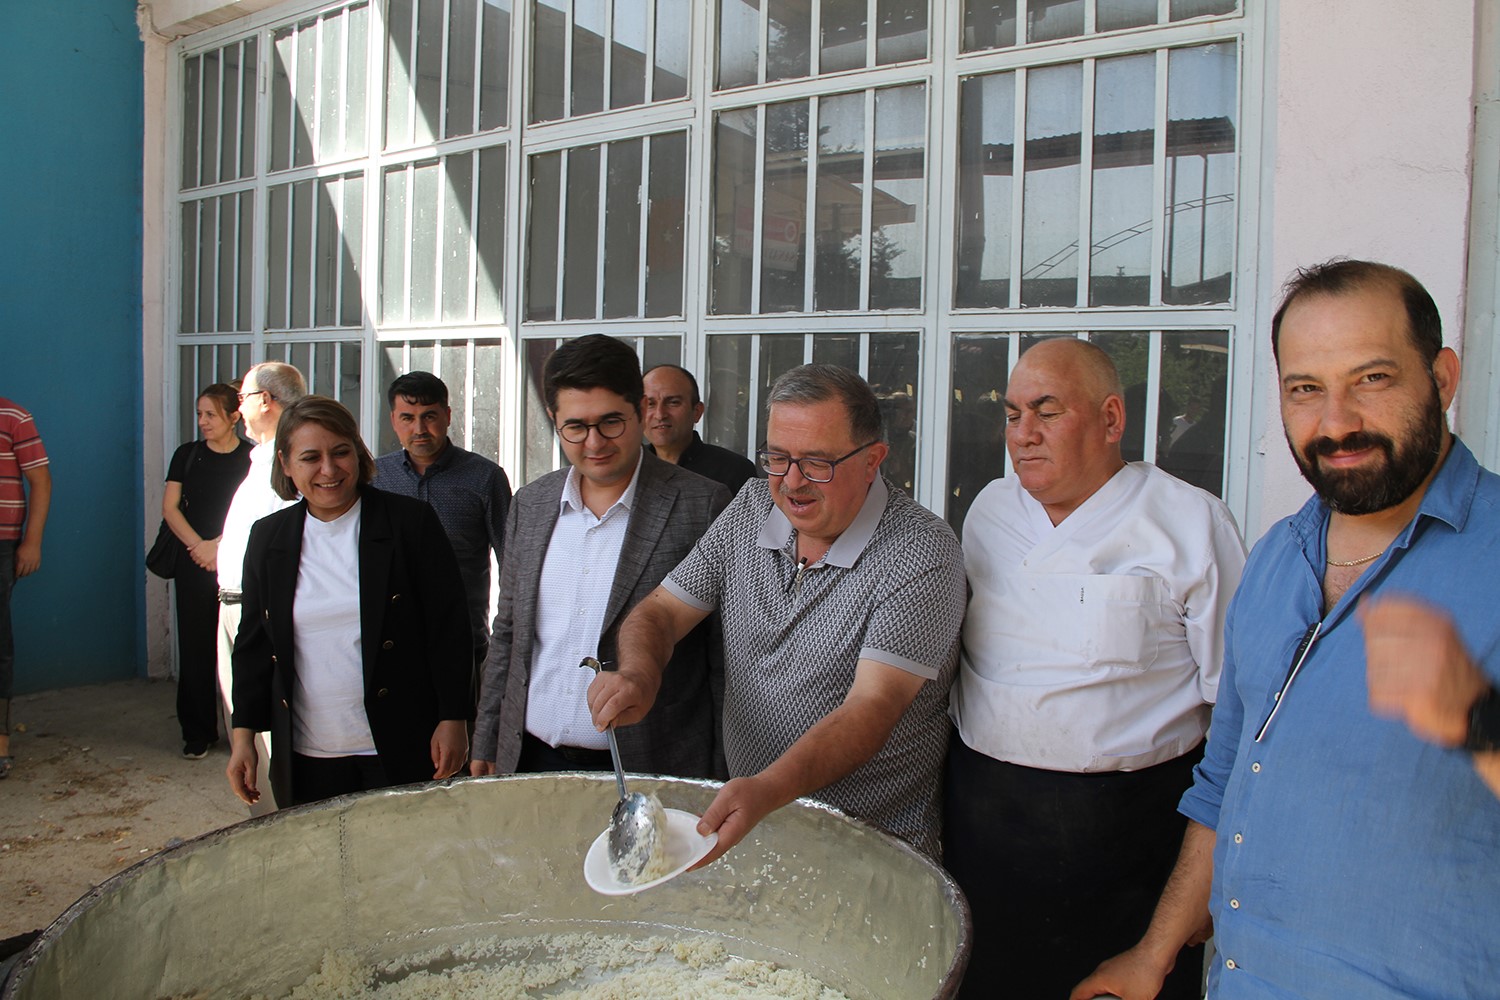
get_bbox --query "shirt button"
[1230,898,1240,909]
[1251,762,1261,773]
[382,640,395,649]
[1233,833,1243,844]
[1226,959,1237,970]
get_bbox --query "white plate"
[583,807,717,895]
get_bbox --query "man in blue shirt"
[1075,259,1500,1000]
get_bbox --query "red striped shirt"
[0,398,49,540]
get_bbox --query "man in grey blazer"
[470,335,730,779]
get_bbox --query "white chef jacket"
[951,462,1246,772]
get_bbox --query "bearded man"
[1074,259,1500,1000]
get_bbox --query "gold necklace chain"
[1327,549,1384,568]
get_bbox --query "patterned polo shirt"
[0,398,49,541]
[664,476,965,857]
[374,440,512,650]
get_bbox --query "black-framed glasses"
[758,441,878,483]
[237,389,271,404]
[557,414,630,444]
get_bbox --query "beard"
[1288,380,1447,516]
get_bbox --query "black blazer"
[231,487,473,806]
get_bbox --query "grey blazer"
[474,450,732,778]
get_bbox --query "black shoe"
[183,742,210,760]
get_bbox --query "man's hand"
[226,729,261,805]
[1071,942,1181,1000]
[1361,596,1490,746]
[469,759,497,777]
[14,537,41,577]
[690,775,782,869]
[430,720,468,779]
[587,667,661,732]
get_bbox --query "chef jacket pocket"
[1007,572,1169,672]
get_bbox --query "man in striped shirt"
[0,396,52,779]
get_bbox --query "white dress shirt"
[218,441,294,591]
[951,462,1247,772]
[524,454,643,750]
[290,499,375,757]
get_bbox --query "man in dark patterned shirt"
[374,372,512,679]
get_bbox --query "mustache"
[775,481,820,501]
[1306,430,1393,458]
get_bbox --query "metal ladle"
[580,656,664,884]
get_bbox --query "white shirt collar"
[559,448,645,520]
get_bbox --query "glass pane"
[717,0,759,90]
[180,204,198,333]
[563,144,602,319]
[479,0,512,131]
[241,39,259,176]
[757,334,807,446]
[1089,331,1156,461]
[876,0,927,65]
[345,7,368,154]
[238,192,254,331]
[340,176,364,327]
[409,342,435,377]
[338,341,363,411]
[380,166,408,324]
[1021,63,1082,307]
[410,159,441,323]
[198,196,217,331]
[475,146,507,321]
[523,338,560,483]
[294,21,317,166]
[767,0,811,83]
[315,179,338,327]
[532,0,567,122]
[526,151,561,320]
[869,332,919,494]
[385,0,414,147]
[271,28,294,170]
[640,335,680,371]
[472,340,505,464]
[1171,0,1236,20]
[1091,53,1156,306]
[379,344,405,454]
[811,332,859,369]
[447,0,478,138]
[217,195,236,332]
[947,333,1012,533]
[318,12,343,159]
[1028,0,1082,43]
[1156,331,1230,495]
[1164,43,1237,305]
[442,152,475,323]
[441,342,470,445]
[219,44,240,182]
[815,92,865,312]
[314,339,336,396]
[267,184,289,328]
[1099,0,1158,32]
[955,72,1014,308]
[414,0,443,144]
[711,109,757,314]
[871,84,924,310]
[612,0,648,109]
[645,131,687,317]
[654,0,690,100]
[572,0,606,116]
[705,335,751,454]
[761,99,809,312]
[182,55,200,189]
[961,0,1016,52]
[290,179,314,327]
[822,0,868,75]
[200,49,220,187]
[604,138,644,318]
[180,345,197,443]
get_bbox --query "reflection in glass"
[955,72,1014,308]
[822,0,868,75]
[1089,331,1158,461]
[472,341,505,463]
[384,0,413,147]
[409,160,440,323]
[604,138,644,317]
[946,334,1011,531]
[475,146,507,321]
[871,85,925,310]
[612,0,648,109]
[380,166,407,324]
[761,100,809,312]
[442,153,474,323]
[441,343,469,445]
[526,152,561,320]
[523,338,559,484]
[712,109,757,314]
[756,334,807,446]
[1164,43,1237,305]
[815,92,865,312]
[294,19,317,165]
[1154,331,1230,495]
[446,0,478,137]
[705,335,752,455]
[1171,0,1236,20]
[479,0,512,131]
[961,0,1017,52]
[1091,54,1155,306]
[1028,0,1082,43]
[532,0,566,122]
[718,0,760,90]
[572,0,606,116]
[271,27,295,169]
[344,10,367,153]
[317,13,342,160]
[655,0,690,100]
[812,334,860,370]
[413,0,443,144]
[767,0,811,82]
[563,144,602,320]
[1098,0,1158,32]
[646,132,687,317]
[876,0,927,65]
[870,333,919,494]
[1021,63,1082,307]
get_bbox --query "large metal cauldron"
[3,773,970,998]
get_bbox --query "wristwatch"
[1463,685,1500,753]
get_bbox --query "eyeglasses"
[237,389,271,404]
[556,414,630,444]
[757,441,878,483]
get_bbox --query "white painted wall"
[1247,0,1479,541]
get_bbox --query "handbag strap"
[178,439,206,508]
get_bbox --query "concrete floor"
[0,679,246,946]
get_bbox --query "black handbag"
[147,442,203,580]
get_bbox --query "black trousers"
[290,752,392,806]
[943,736,1205,1000]
[517,731,613,773]
[173,561,222,745]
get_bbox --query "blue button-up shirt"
[1180,439,1500,999]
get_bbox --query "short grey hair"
[249,361,307,407]
[767,364,884,443]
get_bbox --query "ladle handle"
[580,656,629,800]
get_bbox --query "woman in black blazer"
[226,396,472,808]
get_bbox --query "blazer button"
[263,610,270,621]
[280,698,289,708]
[382,640,395,650]
[377,688,389,698]
[270,655,278,664]
[390,593,401,603]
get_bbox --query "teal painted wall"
[0,3,146,692]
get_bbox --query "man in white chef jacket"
[945,337,1246,999]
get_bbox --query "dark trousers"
[0,540,13,736]
[290,752,392,806]
[173,561,221,745]
[517,731,613,773]
[943,736,1205,1000]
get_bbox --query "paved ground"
[0,679,245,945]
